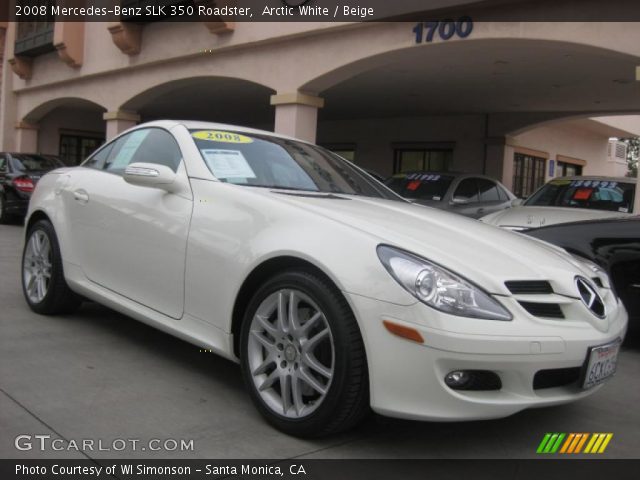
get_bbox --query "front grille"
[519,301,565,319]
[505,280,553,294]
[534,367,581,389]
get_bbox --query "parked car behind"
[385,172,516,218]
[525,216,640,335]
[481,176,636,230]
[0,153,64,223]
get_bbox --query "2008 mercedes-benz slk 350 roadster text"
[21,121,627,437]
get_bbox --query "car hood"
[261,191,592,297]
[480,206,629,230]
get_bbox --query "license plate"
[582,340,621,389]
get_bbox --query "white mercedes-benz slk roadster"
[22,121,627,437]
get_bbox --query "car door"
[476,178,510,216]
[450,177,482,217]
[65,127,193,319]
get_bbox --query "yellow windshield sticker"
[550,180,571,185]
[192,130,253,144]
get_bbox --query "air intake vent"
[592,277,604,288]
[534,367,581,389]
[505,280,553,294]
[519,302,565,319]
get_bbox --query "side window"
[104,128,182,174]
[453,178,479,203]
[496,185,508,201]
[0,155,6,173]
[83,143,114,170]
[477,179,501,202]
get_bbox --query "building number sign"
[413,18,474,44]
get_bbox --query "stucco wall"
[509,122,612,178]
[37,107,105,157]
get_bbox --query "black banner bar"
[2,459,640,480]
[3,0,640,23]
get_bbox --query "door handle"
[73,189,89,203]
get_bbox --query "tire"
[22,220,82,315]
[240,269,369,437]
[0,194,11,224]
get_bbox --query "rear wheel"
[240,269,369,437]
[22,220,81,314]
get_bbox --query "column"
[103,110,140,140]
[15,121,39,153]
[271,92,324,143]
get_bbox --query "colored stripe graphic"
[537,433,565,453]
[537,433,613,454]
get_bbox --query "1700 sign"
[413,17,474,43]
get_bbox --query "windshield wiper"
[246,184,321,193]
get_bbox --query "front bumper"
[347,293,628,421]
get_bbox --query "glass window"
[512,153,546,198]
[453,178,479,203]
[557,161,583,177]
[59,134,104,165]
[385,173,454,201]
[477,178,501,201]
[394,149,453,173]
[0,156,6,173]
[83,143,113,170]
[525,179,636,213]
[10,154,64,172]
[103,128,182,174]
[190,130,398,200]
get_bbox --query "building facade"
[1,2,639,208]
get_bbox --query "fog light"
[445,370,470,388]
[444,370,502,391]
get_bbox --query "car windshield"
[190,129,398,199]
[385,173,454,201]
[524,179,635,213]
[11,154,63,172]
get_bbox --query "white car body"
[480,205,629,230]
[481,176,636,230]
[25,121,627,430]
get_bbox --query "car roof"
[552,175,637,184]
[136,120,308,144]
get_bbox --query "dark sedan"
[0,153,64,223]
[526,216,640,334]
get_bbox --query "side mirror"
[123,162,177,192]
[450,196,470,206]
[511,198,523,207]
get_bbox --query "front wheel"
[240,270,369,437]
[22,220,81,314]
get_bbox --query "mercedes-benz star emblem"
[575,276,606,318]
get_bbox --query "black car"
[0,153,65,223]
[526,216,640,334]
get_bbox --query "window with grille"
[513,153,546,198]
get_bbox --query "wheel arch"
[231,255,358,358]
[25,209,52,235]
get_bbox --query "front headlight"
[377,245,512,321]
